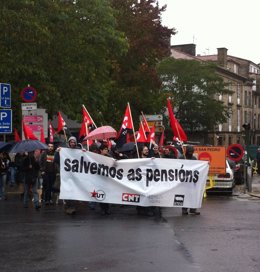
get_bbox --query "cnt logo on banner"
[59,149,209,208]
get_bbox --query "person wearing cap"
[179,145,200,215]
[54,135,84,215]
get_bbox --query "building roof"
[171,48,203,61]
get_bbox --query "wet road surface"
[0,192,260,272]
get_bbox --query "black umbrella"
[117,142,136,153]
[0,141,14,152]
[9,140,48,153]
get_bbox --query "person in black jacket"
[179,145,200,215]
[22,151,40,210]
[54,136,85,215]
[40,143,56,205]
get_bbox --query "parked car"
[206,159,235,195]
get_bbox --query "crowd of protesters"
[0,138,200,216]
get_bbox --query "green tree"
[0,0,127,128]
[157,58,231,133]
[107,0,175,128]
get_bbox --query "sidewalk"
[249,174,260,197]
[233,174,260,198]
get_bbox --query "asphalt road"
[0,191,260,272]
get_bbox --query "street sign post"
[21,102,37,111]
[0,109,12,133]
[0,83,11,108]
[227,144,245,162]
[21,86,37,102]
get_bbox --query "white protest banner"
[59,148,209,208]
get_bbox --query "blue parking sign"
[0,109,12,133]
[0,83,11,108]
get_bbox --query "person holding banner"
[180,145,200,215]
[55,136,85,215]
[136,145,161,217]
[99,143,112,215]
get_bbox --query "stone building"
[171,44,260,147]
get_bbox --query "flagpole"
[63,128,68,142]
[149,125,156,149]
[140,122,147,142]
[128,102,139,158]
[141,111,151,132]
[159,126,165,147]
[82,104,97,128]
[85,121,90,151]
[168,98,186,158]
[174,121,186,158]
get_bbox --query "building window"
[228,110,232,132]
[237,85,241,105]
[244,111,247,124]
[237,108,240,132]
[237,85,241,98]
[228,136,232,145]
[258,114,260,129]
[248,91,251,106]
[245,91,247,106]
[234,64,238,74]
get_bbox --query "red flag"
[119,104,133,131]
[141,113,150,133]
[167,98,187,142]
[79,116,88,139]
[82,105,95,127]
[147,125,155,143]
[79,117,93,146]
[116,104,134,147]
[136,123,147,143]
[40,127,46,143]
[22,120,38,140]
[49,121,55,143]
[159,129,165,147]
[79,116,94,143]
[14,128,21,142]
[57,111,66,133]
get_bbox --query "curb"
[248,193,260,198]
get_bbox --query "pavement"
[233,174,260,198]
[249,174,260,196]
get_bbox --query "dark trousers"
[42,172,56,202]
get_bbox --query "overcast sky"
[158,0,260,64]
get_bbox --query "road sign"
[194,146,226,174]
[23,115,43,123]
[144,114,163,121]
[227,144,244,162]
[21,102,37,110]
[21,86,37,102]
[0,83,11,108]
[0,109,12,133]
